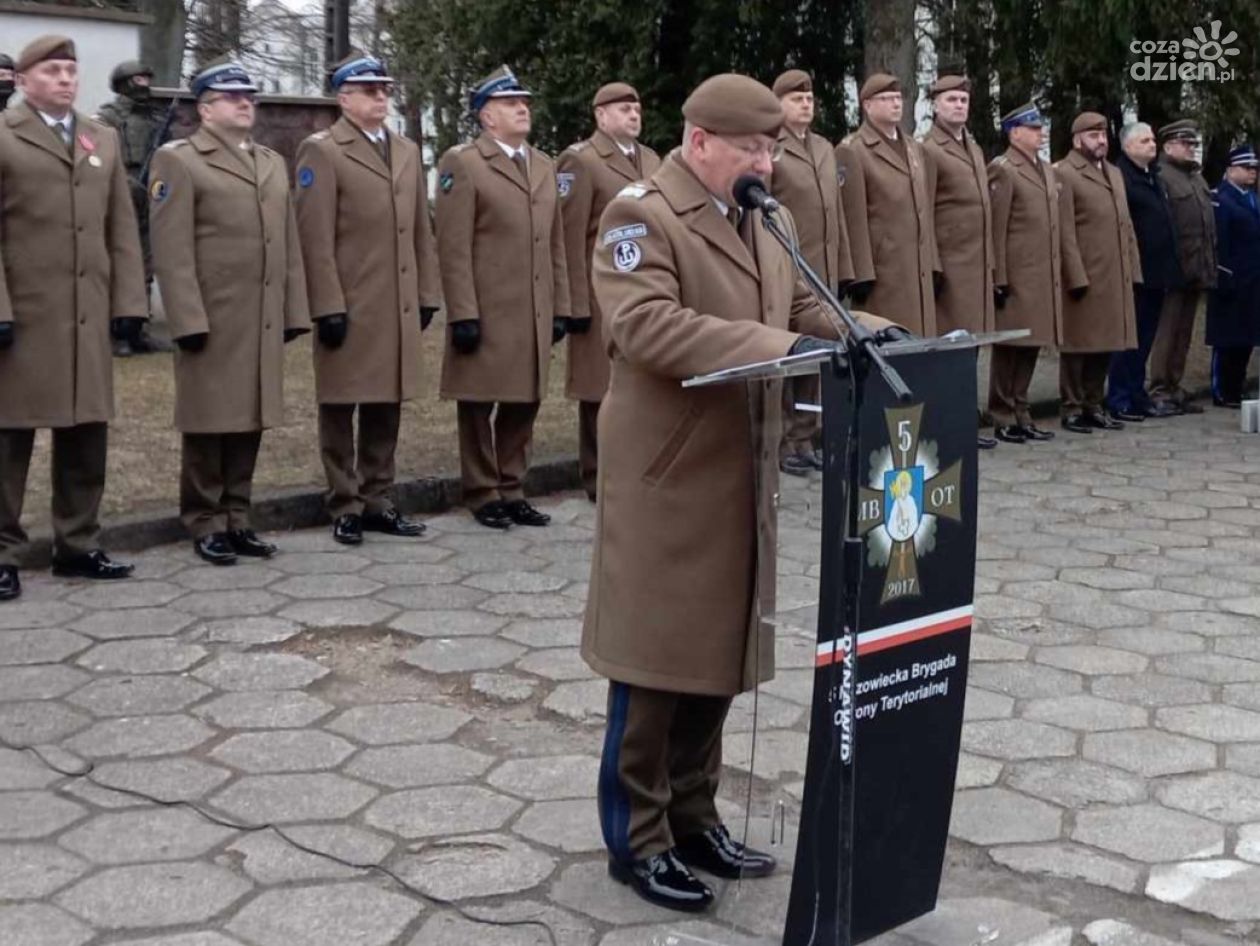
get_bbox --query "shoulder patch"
[439,171,455,193]
[616,184,648,200]
[602,223,648,246]
[557,172,575,198]
[298,166,315,188]
[611,239,643,273]
[149,179,169,203]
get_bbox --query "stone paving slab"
[1,410,1260,943]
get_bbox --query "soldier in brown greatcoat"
[557,82,661,501]
[582,73,898,914]
[295,53,442,546]
[435,66,570,530]
[0,36,147,600]
[1149,119,1216,413]
[1056,111,1142,433]
[985,103,1065,444]
[921,74,997,449]
[769,68,853,475]
[150,60,310,565]
[835,72,939,335]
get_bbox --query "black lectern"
[683,327,1025,945]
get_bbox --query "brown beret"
[772,69,812,98]
[593,82,638,108]
[16,35,76,74]
[1071,111,1107,135]
[930,74,971,96]
[682,73,782,136]
[860,73,901,100]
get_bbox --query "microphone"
[732,174,779,213]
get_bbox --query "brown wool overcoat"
[922,122,995,335]
[770,127,854,290]
[436,133,570,403]
[150,127,310,433]
[1056,150,1142,353]
[580,153,890,697]
[988,146,1068,347]
[295,117,442,404]
[556,129,661,402]
[0,104,146,428]
[835,122,939,334]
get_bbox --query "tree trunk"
[863,0,917,132]
[138,0,188,86]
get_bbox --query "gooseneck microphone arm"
[732,174,912,402]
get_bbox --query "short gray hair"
[1120,122,1153,146]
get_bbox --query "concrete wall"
[0,1,147,115]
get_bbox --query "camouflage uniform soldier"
[0,53,14,110]
[96,60,174,355]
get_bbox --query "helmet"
[0,53,14,71]
[110,60,154,93]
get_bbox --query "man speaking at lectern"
[581,73,898,912]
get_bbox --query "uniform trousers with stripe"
[319,402,401,519]
[0,423,107,566]
[578,400,600,501]
[1059,353,1112,417]
[597,681,730,863]
[180,431,263,539]
[456,400,539,511]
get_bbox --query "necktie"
[630,147,641,176]
[512,150,529,183]
[726,206,740,228]
[375,133,389,165]
[55,120,72,150]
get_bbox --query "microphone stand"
[759,206,910,946]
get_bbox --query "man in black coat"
[1108,122,1182,419]
[1207,145,1260,407]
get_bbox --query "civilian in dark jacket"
[1108,122,1182,419]
[1207,145,1260,407]
[1149,120,1216,412]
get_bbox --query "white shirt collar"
[618,141,636,157]
[38,109,72,129]
[365,127,386,144]
[493,137,526,160]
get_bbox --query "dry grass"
[19,320,579,532]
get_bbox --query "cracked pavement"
[1,409,1259,945]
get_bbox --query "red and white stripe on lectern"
[814,605,974,667]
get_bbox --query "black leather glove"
[110,317,145,341]
[994,285,1009,309]
[420,307,438,332]
[848,280,875,305]
[874,325,915,344]
[932,271,945,298]
[567,316,592,335]
[283,327,306,343]
[176,332,208,353]
[552,316,570,345]
[0,323,12,351]
[1068,285,1089,302]
[789,335,840,356]
[316,313,348,348]
[451,320,481,354]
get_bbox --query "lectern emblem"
[857,404,964,604]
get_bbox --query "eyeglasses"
[716,135,784,162]
[350,83,394,98]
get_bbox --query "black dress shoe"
[473,500,513,530]
[332,513,363,545]
[608,849,714,913]
[1019,423,1056,441]
[361,508,426,537]
[994,425,1027,444]
[0,565,20,601]
[809,448,825,470]
[506,499,551,527]
[977,435,998,450]
[1111,409,1145,423]
[1086,411,1124,430]
[227,529,277,558]
[194,534,237,566]
[676,824,777,879]
[1061,414,1094,434]
[779,454,812,477]
[51,549,134,580]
